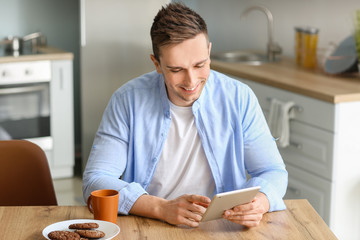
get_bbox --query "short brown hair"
[150,3,208,61]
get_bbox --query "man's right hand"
[130,194,211,227]
[160,194,211,227]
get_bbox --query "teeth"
[185,86,196,91]
[184,84,197,91]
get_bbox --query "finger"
[224,212,263,228]
[188,202,207,215]
[233,201,256,212]
[195,201,210,208]
[233,197,266,213]
[182,216,200,228]
[183,208,203,222]
[234,206,265,215]
[187,194,211,205]
[224,212,263,222]
[174,202,205,222]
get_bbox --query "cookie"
[75,230,105,239]
[48,230,81,240]
[69,223,99,229]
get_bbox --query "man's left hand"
[222,192,270,227]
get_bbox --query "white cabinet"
[233,76,360,240]
[282,121,334,180]
[285,164,332,223]
[0,59,74,179]
[50,60,74,178]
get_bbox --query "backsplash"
[180,0,360,57]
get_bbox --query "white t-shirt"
[146,101,215,200]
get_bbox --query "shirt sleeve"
[82,93,147,215]
[241,86,288,212]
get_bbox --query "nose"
[184,69,196,86]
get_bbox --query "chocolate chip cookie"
[75,230,105,239]
[48,230,81,240]
[68,223,99,229]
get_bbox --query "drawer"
[235,77,335,132]
[0,61,51,84]
[284,164,332,225]
[280,121,334,181]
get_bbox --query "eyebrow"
[166,58,208,69]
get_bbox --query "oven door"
[0,82,50,140]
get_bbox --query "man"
[83,3,287,228]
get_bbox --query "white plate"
[42,219,120,240]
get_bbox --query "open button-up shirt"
[83,70,288,214]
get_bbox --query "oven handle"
[0,85,47,95]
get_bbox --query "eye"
[170,68,182,73]
[196,63,205,68]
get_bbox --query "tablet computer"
[201,186,261,222]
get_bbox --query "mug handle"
[87,195,94,213]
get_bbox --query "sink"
[211,51,269,65]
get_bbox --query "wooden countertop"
[0,46,73,63]
[211,57,360,103]
[0,199,337,239]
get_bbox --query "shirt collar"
[159,73,171,117]
[192,70,213,112]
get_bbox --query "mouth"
[181,81,202,93]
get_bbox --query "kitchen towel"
[267,98,295,148]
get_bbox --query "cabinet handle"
[25,69,32,75]
[0,85,47,95]
[59,68,64,90]
[287,186,301,195]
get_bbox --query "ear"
[150,54,162,74]
[208,42,212,55]
[208,42,212,64]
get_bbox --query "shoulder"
[109,71,162,104]
[107,71,165,115]
[207,70,254,97]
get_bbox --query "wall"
[2,0,358,175]
[179,0,360,57]
[0,0,81,174]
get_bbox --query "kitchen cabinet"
[50,59,74,178]
[285,164,331,224]
[0,48,75,179]
[231,76,360,240]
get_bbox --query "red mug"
[87,189,119,224]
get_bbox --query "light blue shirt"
[83,70,288,215]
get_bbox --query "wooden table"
[0,199,337,239]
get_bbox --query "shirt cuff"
[118,182,147,215]
[244,177,286,212]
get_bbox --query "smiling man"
[83,3,288,228]
[150,33,210,107]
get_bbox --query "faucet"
[241,5,282,61]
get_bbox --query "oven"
[0,61,52,154]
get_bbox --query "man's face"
[151,33,211,107]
